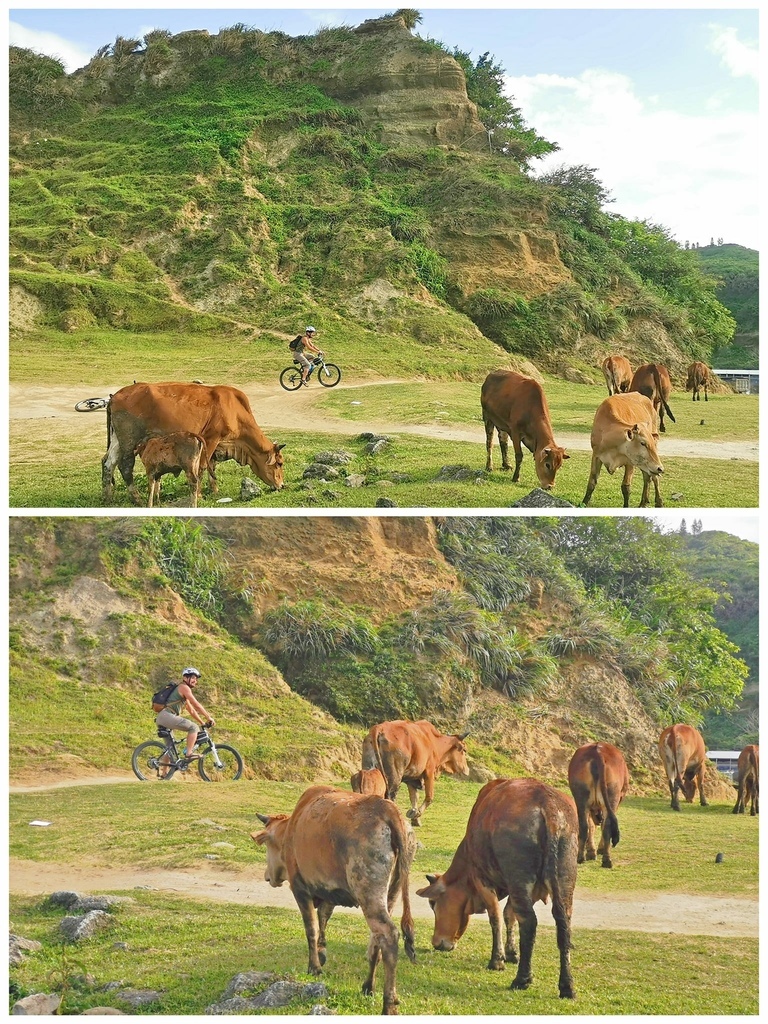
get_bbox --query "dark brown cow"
[601,355,633,396]
[134,431,206,508]
[480,371,569,489]
[252,785,416,1015]
[567,742,629,868]
[351,767,388,798]
[733,744,759,816]
[629,363,676,432]
[362,719,469,826]
[102,382,285,504]
[658,724,709,811]
[686,361,710,402]
[417,778,578,999]
[582,393,664,508]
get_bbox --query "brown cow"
[582,393,664,508]
[601,355,633,396]
[102,382,285,504]
[362,719,469,826]
[629,363,676,432]
[351,767,387,797]
[733,744,759,816]
[134,431,206,508]
[252,785,416,1015]
[480,371,569,489]
[686,361,710,402]
[567,742,629,868]
[417,778,578,999]
[658,724,709,811]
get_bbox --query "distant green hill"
[698,244,758,369]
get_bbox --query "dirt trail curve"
[9,383,758,462]
[9,777,757,938]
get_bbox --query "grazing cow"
[601,355,633,396]
[134,431,206,508]
[417,778,578,999]
[480,371,569,489]
[658,724,709,811]
[686,361,710,402]
[629,363,676,432]
[567,743,629,869]
[252,785,416,1015]
[351,767,388,797]
[582,393,664,508]
[733,744,759,816]
[102,381,285,504]
[362,719,469,826]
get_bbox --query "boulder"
[60,910,113,942]
[11,993,62,1015]
[509,488,575,508]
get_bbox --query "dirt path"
[9,383,758,462]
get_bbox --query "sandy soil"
[9,776,757,939]
[9,383,758,462]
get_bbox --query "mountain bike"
[279,352,341,391]
[75,396,110,412]
[131,726,244,782]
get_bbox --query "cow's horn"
[426,873,438,884]
[255,813,271,824]
[457,731,470,740]
[275,443,286,451]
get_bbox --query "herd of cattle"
[98,356,712,507]
[251,719,758,1014]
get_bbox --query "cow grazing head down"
[416,872,481,951]
[252,813,290,886]
[623,424,663,476]
[535,445,569,490]
[444,734,471,776]
[259,442,286,490]
[677,773,698,803]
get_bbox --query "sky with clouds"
[8,6,760,249]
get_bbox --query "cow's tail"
[669,725,684,793]
[105,397,112,452]
[372,730,398,802]
[593,754,620,847]
[391,818,416,963]
[652,364,676,423]
[609,363,620,396]
[748,747,759,788]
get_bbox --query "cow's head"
[534,445,569,490]
[251,812,291,886]
[678,773,698,803]
[254,442,286,491]
[416,872,482,951]
[624,424,663,477]
[442,734,470,777]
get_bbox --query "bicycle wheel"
[75,397,108,412]
[132,740,173,781]
[197,744,244,782]
[318,363,341,387]
[279,366,304,391]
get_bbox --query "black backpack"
[288,335,303,351]
[152,682,177,712]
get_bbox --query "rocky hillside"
[9,516,745,797]
[9,13,736,380]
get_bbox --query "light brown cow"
[134,431,206,508]
[658,724,709,811]
[362,719,469,826]
[351,767,388,797]
[601,355,633,396]
[686,361,710,402]
[629,363,676,432]
[582,393,664,508]
[480,371,569,489]
[252,785,416,1015]
[567,742,629,868]
[102,382,285,504]
[417,778,578,999]
[733,744,759,816]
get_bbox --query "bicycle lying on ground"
[75,396,110,412]
[279,352,341,391]
[131,725,244,782]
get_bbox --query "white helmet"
[305,326,316,334]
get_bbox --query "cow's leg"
[317,900,334,967]
[508,896,537,992]
[361,904,400,1015]
[503,900,518,964]
[658,400,666,432]
[484,418,496,472]
[403,781,422,826]
[116,448,142,506]
[651,472,663,508]
[475,885,505,970]
[697,764,708,806]
[510,434,524,481]
[499,431,513,472]
[733,778,745,814]
[621,465,634,508]
[582,455,602,506]
[294,891,323,975]
[669,777,681,812]
[638,470,651,508]
[184,469,199,508]
[597,815,613,868]
[101,433,121,503]
[704,383,708,402]
[584,813,597,861]
[552,892,575,999]
[147,477,159,509]
[572,790,590,863]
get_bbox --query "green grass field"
[9,779,758,1015]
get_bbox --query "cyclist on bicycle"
[155,667,215,764]
[289,326,321,385]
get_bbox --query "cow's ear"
[652,432,660,440]
[562,451,570,460]
[251,830,268,845]
[542,446,551,456]
[626,429,633,440]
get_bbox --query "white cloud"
[9,21,93,74]
[708,24,759,81]
[506,68,759,247]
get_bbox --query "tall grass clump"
[258,598,379,666]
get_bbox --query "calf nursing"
[134,431,206,508]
